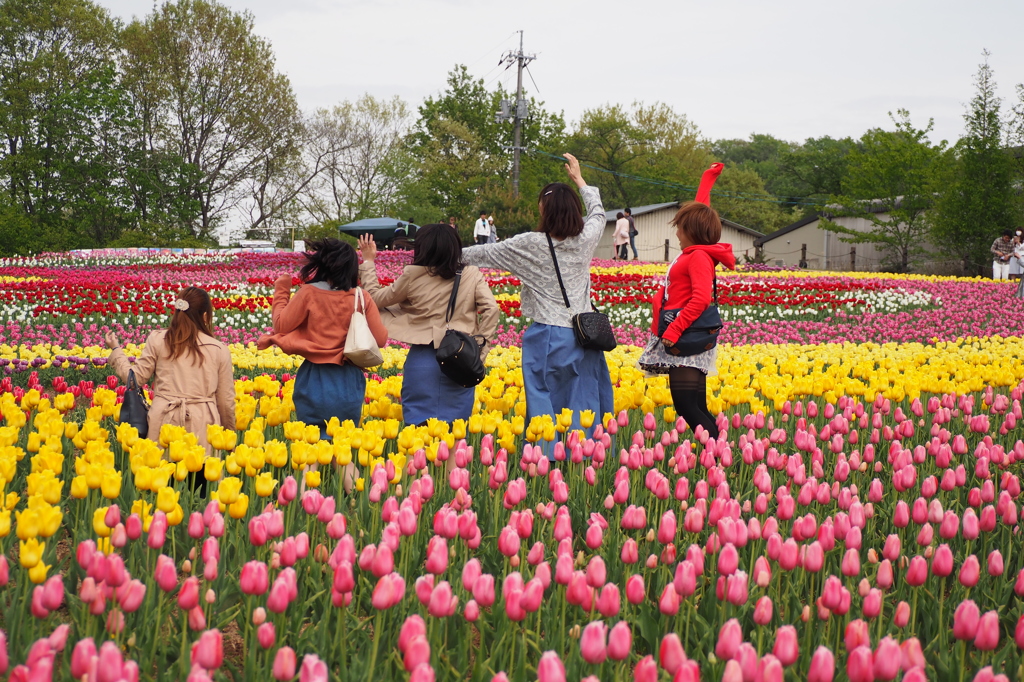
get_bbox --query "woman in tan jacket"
[105,287,235,455]
[358,224,500,426]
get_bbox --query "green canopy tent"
[338,218,418,249]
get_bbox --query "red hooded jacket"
[651,243,736,344]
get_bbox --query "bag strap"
[545,233,571,310]
[445,268,463,326]
[353,287,364,314]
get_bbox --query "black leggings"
[669,367,720,440]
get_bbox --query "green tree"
[824,110,946,272]
[935,51,1018,274]
[122,0,302,239]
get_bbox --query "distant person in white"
[474,211,490,245]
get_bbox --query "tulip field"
[3,250,1024,682]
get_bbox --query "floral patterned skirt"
[637,336,718,376]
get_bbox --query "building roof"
[753,213,823,247]
[605,202,763,237]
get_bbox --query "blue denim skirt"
[401,344,476,426]
[293,360,365,436]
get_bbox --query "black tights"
[669,367,720,441]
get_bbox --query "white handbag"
[343,287,384,368]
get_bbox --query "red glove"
[695,163,724,205]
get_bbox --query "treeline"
[1,0,1022,273]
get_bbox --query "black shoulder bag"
[546,234,617,352]
[119,369,150,438]
[658,276,723,356]
[435,269,487,388]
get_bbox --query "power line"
[530,149,823,207]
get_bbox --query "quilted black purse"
[435,269,487,388]
[546,234,617,352]
[119,369,150,438]
[659,277,723,356]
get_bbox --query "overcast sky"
[98,0,1024,147]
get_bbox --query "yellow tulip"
[183,446,205,473]
[5,492,19,510]
[0,509,10,537]
[19,538,44,568]
[217,477,242,505]
[204,458,224,482]
[28,561,50,584]
[579,410,596,428]
[305,470,321,488]
[156,486,180,513]
[37,506,62,537]
[101,470,121,499]
[93,507,111,537]
[166,504,184,526]
[15,509,40,540]
[254,472,277,497]
[228,493,249,519]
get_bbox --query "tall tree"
[824,110,946,272]
[121,0,301,239]
[934,52,1018,274]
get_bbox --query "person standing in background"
[1010,230,1024,281]
[992,230,1014,280]
[473,211,490,245]
[625,207,638,260]
[448,216,458,231]
[612,212,630,260]
[487,216,498,243]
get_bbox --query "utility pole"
[495,31,535,199]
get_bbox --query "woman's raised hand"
[104,331,120,350]
[358,235,377,262]
[563,153,586,189]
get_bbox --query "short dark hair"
[299,238,359,290]
[480,210,487,216]
[1003,230,1013,238]
[670,202,722,245]
[616,212,625,220]
[413,224,462,280]
[537,182,584,239]
[624,208,632,215]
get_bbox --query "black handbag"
[546,234,617,352]
[435,269,487,388]
[119,369,150,438]
[658,277,723,356]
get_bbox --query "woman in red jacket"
[639,199,735,441]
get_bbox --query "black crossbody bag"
[435,268,487,387]
[658,276,723,356]
[119,369,150,437]
[546,234,617,352]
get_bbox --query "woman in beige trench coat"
[105,287,235,455]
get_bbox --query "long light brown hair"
[166,287,214,365]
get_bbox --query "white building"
[599,202,763,262]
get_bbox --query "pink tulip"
[987,550,1004,577]
[299,654,328,682]
[754,595,773,625]
[900,638,925,670]
[847,645,874,682]
[974,610,1000,650]
[808,646,835,682]
[872,636,900,681]
[410,663,436,682]
[403,635,431,672]
[155,554,177,592]
[905,556,927,586]
[718,543,739,575]
[608,621,632,661]
[626,574,645,604]
[597,583,620,618]
[192,629,223,670]
[757,654,783,682]
[178,576,200,611]
[634,656,657,682]
[953,600,980,640]
[674,561,696,597]
[959,555,980,588]
[579,621,608,664]
[715,618,742,661]
[536,651,565,682]
[659,634,686,675]
[267,580,291,614]
[427,581,454,618]
[659,583,679,615]
[893,601,910,628]
[273,647,296,681]
[773,625,798,666]
[931,544,953,577]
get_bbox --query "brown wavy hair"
[166,287,214,365]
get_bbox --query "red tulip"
[808,646,834,682]
[273,647,296,681]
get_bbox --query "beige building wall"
[760,214,898,271]
[599,206,761,262]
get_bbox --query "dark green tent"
[338,217,418,243]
